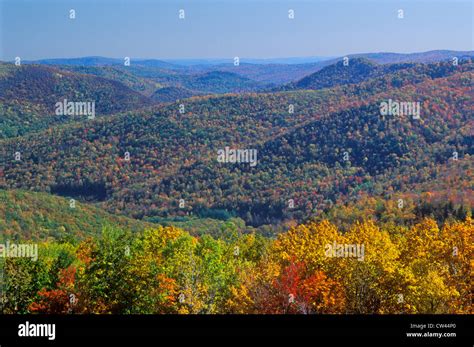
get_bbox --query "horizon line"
[3,49,474,64]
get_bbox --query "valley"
[0,50,472,315]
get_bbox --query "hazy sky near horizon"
[0,0,472,60]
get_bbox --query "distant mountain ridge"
[350,50,474,64]
[282,58,414,90]
[284,55,473,91]
[287,58,383,90]
[2,51,472,139]
[0,62,153,138]
[187,50,474,85]
[151,86,199,103]
[25,56,181,70]
[19,50,473,67]
[0,63,152,113]
[15,50,473,87]
[2,59,471,226]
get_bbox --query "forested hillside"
[0,189,154,240]
[0,63,151,114]
[3,217,472,314]
[285,57,470,91]
[1,60,471,226]
[0,51,473,317]
[0,63,153,138]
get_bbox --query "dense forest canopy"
[0,51,472,315]
[1,59,472,227]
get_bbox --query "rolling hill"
[194,50,474,85]
[0,189,154,241]
[184,71,265,93]
[0,63,152,113]
[0,63,153,138]
[28,56,181,70]
[283,57,471,91]
[351,50,474,64]
[287,58,397,90]
[55,65,162,97]
[1,59,472,227]
[150,86,200,103]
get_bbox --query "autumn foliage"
[2,215,472,315]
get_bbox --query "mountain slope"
[0,63,152,114]
[150,86,200,103]
[56,65,162,96]
[0,189,154,241]
[185,71,265,93]
[285,57,471,91]
[0,63,153,138]
[1,61,471,226]
[29,56,181,70]
[158,70,473,225]
[352,50,474,64]
[199,50,474,85]
[289,58,382,90]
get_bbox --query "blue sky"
[0,0,472,60]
